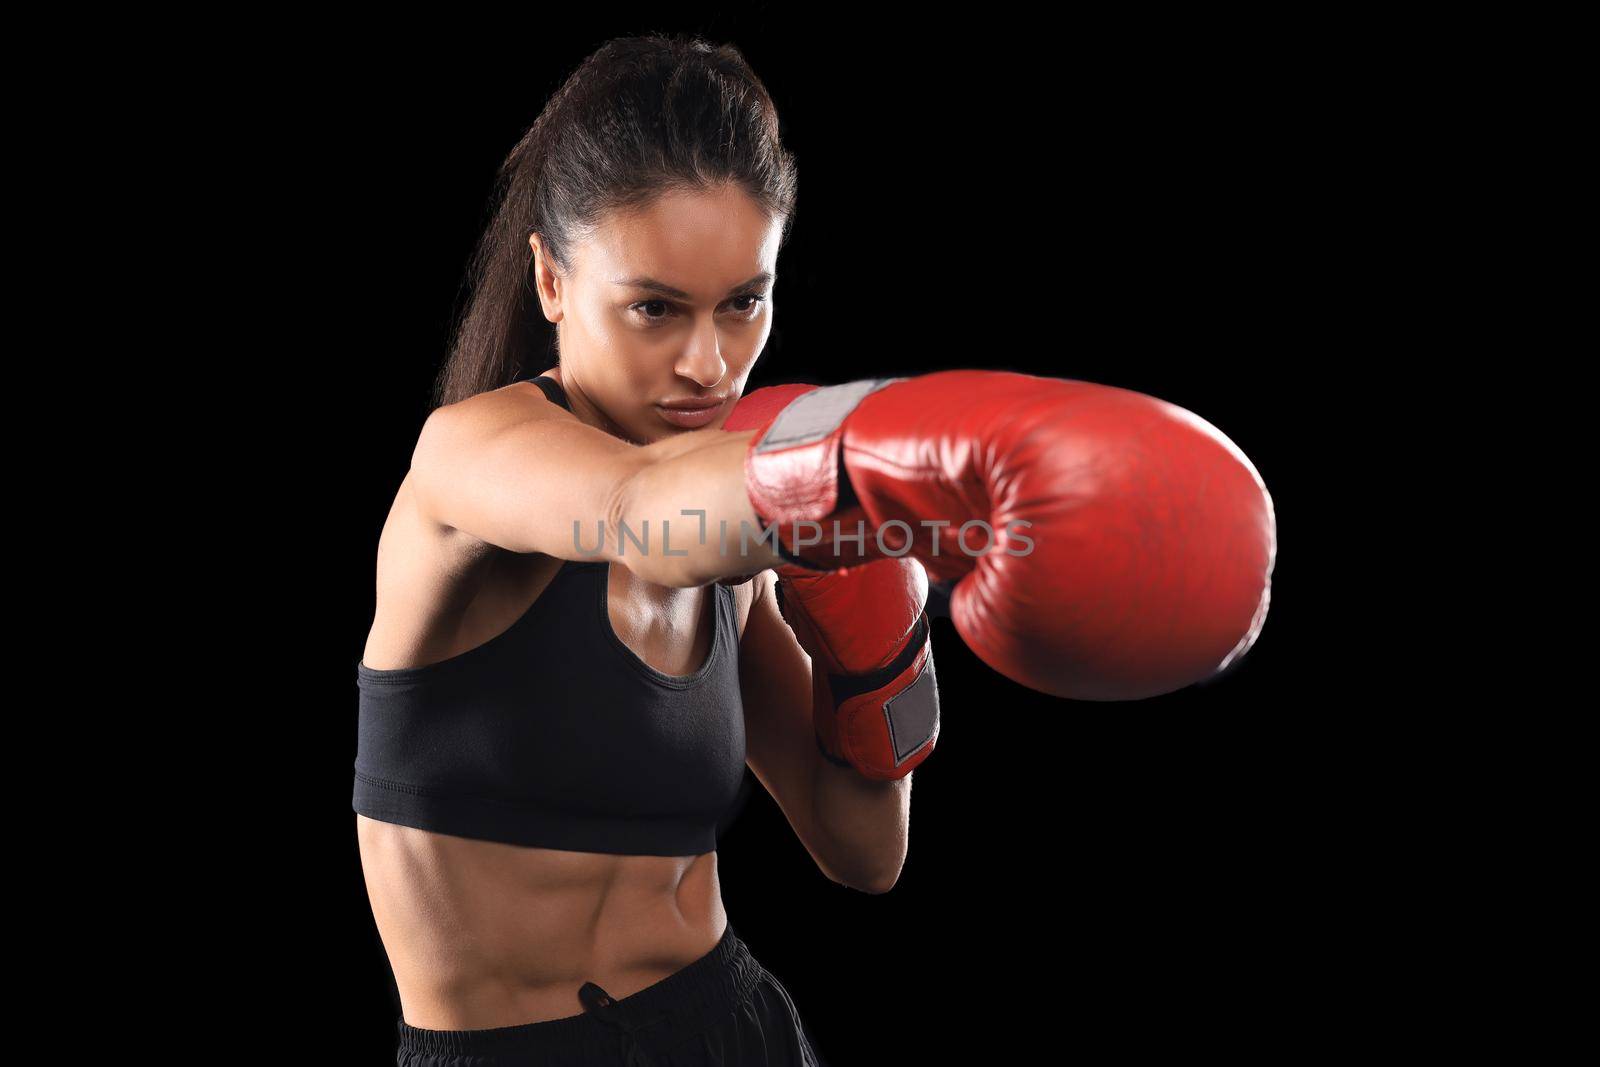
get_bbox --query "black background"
[212,10,1363,1063]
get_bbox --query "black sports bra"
[352,373,749,856]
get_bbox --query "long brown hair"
[434,33,799,409]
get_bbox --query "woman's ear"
[527,233,564,324]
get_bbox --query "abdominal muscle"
[358,815,728,1029]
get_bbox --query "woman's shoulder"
[416,372,574,465]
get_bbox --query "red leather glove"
[774,559,938,780]
[733,372,1277,701]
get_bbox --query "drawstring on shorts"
[579,980,673,1066]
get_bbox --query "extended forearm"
[608,426,787,587]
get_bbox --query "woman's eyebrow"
[614,272,773,298]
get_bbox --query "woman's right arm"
[409,383,785,588]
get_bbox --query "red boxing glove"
[775,559,938,780]
[735,372,1277,701]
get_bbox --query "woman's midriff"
[358,815,728,1030]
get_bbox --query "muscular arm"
[408,382,785,587]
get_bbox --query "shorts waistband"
[395,921,765,1063]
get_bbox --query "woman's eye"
[630,294,765,324]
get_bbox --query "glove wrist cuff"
[815,616,939,781]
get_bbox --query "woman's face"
[530,184,783,445]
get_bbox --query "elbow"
[854,868,902,896]
[832,859,904,896]
[859,872,900,896]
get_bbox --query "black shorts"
[394,922,829,1066]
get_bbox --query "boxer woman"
[355,34,927,1067]
[357,30,1276,1067]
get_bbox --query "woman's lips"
[655,400,725,428]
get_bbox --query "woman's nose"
[678,326,727,387]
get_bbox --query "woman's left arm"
[738,569,910,894]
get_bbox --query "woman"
[355,34,917,1067]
